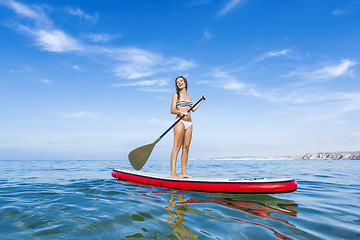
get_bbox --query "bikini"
[176,100,193,108]
[176,99,193,130]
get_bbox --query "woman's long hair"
[175,76,188,101]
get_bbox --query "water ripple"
[1,160,360,239]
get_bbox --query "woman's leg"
[180,125,193,178]
[170,122,185,178]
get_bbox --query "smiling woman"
[170,76,205,179]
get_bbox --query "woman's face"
[176,77,186,90]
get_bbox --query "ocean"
[0,159,359,239]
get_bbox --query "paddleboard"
[111,169,297,194]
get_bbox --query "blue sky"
[1,0,359,160]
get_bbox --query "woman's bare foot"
[180,173,194,179]
[170,174,181,179]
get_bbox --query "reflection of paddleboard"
[111,169,297,194]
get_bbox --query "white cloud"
[110,79,170,92]
[169,57,198,71]
[209,58,360,122]
[333,92,360,113]
[34,29,83,52]
[222,81,247,91]
[4,0,38,18]
[57,111,101,119]
[350,132,360,140]
[211,68,261,97]
[114,64,157,79]
[2,0,51,27]
[286,59,357,81]
[209,52,358,115]
[59,61,81,70]
[112,47,163,64]
[310,59,357,80]
[82,33,121,43]
[216,48,293,73]
[283,92,360,121]
[9,65,33,73]
[217,0,246,17]
[253,49,292,63]
[41,79,52,84]
[201,30,213,40]
[221,80,360,121]
[2,0,82,52]
[2,0,197,80]
[107,47,164,79]
[332,9,348,16]
[72,65,80,70]
[100,47,196,79]
[110,79,168,87]
[65,7,98,22]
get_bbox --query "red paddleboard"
[111,169,297,194]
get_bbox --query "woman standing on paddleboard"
[170,76,205,178]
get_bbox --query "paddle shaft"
[155,96,205,143]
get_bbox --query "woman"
[170,76,205,178]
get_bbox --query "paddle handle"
[155,96,205,143]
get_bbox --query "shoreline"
[205,151,360,161]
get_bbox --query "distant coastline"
[302,151,360,160]
[212,156,302,161]
[211,151,360,160]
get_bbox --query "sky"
[0,0,360,161]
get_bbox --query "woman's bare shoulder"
[171,93,178,103]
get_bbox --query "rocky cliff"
[302,152,360,160]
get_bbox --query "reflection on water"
[126,188,298,240]
[182,194,298,227]
[166,191,201,240]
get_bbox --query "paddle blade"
[128,142,157,170]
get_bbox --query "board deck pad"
[112,169,297,194]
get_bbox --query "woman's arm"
[191,94,205,112]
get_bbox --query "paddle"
[129,96,205,170]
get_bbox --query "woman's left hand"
[181,111,189,117]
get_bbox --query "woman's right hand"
[180,111,189,117]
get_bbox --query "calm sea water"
[0,159,359,240]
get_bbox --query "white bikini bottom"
[178,120,193,130]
